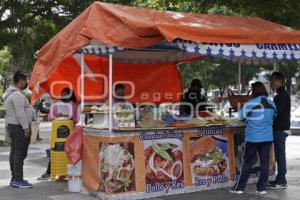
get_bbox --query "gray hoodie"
[2,86,33,131]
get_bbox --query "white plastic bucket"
[30,121,40,144]
[67,161,82,193]
[68,175,82,193]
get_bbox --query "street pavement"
[0,121,300,200]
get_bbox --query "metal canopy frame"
[78,40,300,128]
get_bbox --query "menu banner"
[140,130,185,193]
[189,134,230,189]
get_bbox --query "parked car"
[291,105,300,135]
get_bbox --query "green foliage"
[179,57,264,93]
[0,47,11,71]
[277,61,300,92]
[0,0,299,93]
[0,47,12,90]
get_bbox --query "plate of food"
[167,122,196,129]
[138,111,167,129]
[90,105,109,113]
[186,118,208,127]
[114,112,135,121]
[223,118,245,127]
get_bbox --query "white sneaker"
[229,189,244,194]
[256,190,267,195]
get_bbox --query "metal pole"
[109,54,113,131]
[80,51,85,125]
[80,52,85,112]
[238,61,242,94]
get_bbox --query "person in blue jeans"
[268,72,290,189]
[230,82,276,195]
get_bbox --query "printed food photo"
[98,142,135,193]
[190,136,228,177]
[144,139,184,184]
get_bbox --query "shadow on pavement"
[0,180,97,200]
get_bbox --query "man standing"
[269,72,290,189]
[3,71,33,188]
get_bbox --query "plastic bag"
[65,126,83,164]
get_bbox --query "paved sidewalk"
[0,122,300,200]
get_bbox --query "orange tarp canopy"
[29,2,300,101]
[34,55,183,104]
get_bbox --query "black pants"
[273,131,288,184]
[46,160,51,175]
[8,124,30,181]
[234,141,272,191]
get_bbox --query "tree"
[0,46,12,91]
[208,59,239,94]
[0,0,299,95]
[179,58,239,95]
[277,61,300,93]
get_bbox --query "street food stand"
[29,2,300,199]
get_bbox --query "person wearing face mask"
[2,71,33,188]
[179,79,207,116]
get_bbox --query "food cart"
[29,2,300,199]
